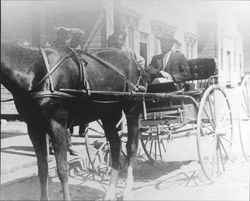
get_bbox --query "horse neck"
[1,62,33,98]
[1,44,41,98]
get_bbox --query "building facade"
[197,12,244,86]
[1,0,199,116]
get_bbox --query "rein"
[81,51,139,91]
[30,48,74,92]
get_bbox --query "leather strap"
[30,48,73,92]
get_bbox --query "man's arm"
[136,54,145,70]
[145,56,162,81]
[172,53,191,82]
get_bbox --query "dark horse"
[1,42,147,200]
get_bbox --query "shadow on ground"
[0,175,104,201]
[1,146,36,157]
[1,132,27,139]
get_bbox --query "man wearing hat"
[146,32,191,84]
[49,26,85,50]
[107,30,145,69]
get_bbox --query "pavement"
[0,86,246,186]
[0,121,87,186]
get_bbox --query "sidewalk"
[1,121,86,185]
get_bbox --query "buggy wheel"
[85,115,127,176]
[85,120,111,176]
[140,125,169,163]
[238,74,250,161]
[197,85,233,181]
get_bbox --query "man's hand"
[159,71,173,80]
[54,26,71,33]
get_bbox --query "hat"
[158,31,178,43]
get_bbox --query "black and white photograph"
[1,0,250,200]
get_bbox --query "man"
[146,32,191,84]
[107,30,145,70]
[48,26,85,50]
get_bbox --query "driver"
[146,32,191,85]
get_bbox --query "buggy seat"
[144,58,217,121]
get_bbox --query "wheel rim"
[85,115,127,176]
[197,85,233,181]
[140,125,169,163]
[238,75,250,161]
[85,120,111,176]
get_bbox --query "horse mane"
[1,41,40,59]
[91,48,150,88]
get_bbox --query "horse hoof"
[68,147,80,156]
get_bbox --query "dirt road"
[1,139,249,201]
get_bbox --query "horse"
[1,42,148,200]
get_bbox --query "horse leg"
[123,111,141,200]
[27,123,49,201]
[48,119,71,201]
[102,118,121,201]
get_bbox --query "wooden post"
[113,0,122,32]
[31,12,41,47]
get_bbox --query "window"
[185,35,196,59]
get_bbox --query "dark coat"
[146,52,191,83]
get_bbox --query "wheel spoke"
[154,139,157,160]
[219,137,230,160]
[216,139,220,175]
[218,141,226,171]
[149,138,154,156]
[197,86,232,181]
[144,137,149,147]
[241,102,249,117]
[200,122,214,133]
[158,138,163,159]
[160,140,167,153]
[207,93,216,127]
[88,127,105,135]
[209,136,216,177]
[202,108,215,130]
[242,87,249,112]
[220,136,232,145]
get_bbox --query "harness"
[1,48,144,103]
[31,48,89,93]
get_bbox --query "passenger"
[146,32,191,85]
[107,30,145,70]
